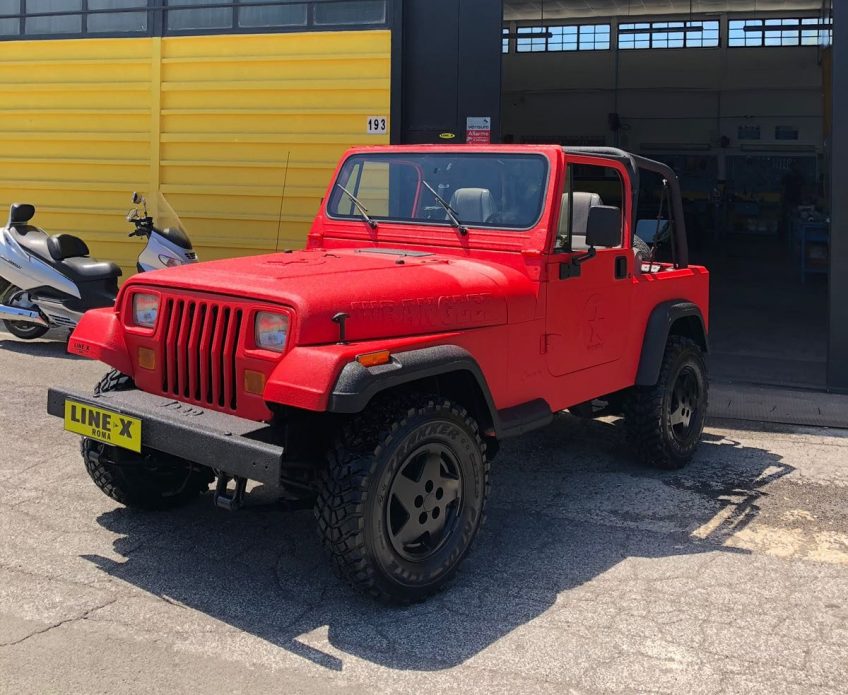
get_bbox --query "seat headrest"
[559,192,605,250]
[448,188,495,225]
[567,192,603,217]
[8,203,35,227]
[47,234,89,262]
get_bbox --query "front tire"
[624,336,708,470]
[315,395,489,603]
[82,370,212,509]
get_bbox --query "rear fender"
[636,300,708,385]
[66,307,134,376]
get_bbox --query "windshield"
[327,153,549,231]
[148,192,189,237]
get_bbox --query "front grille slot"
[160,298,243,411]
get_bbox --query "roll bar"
[564,147,689,268]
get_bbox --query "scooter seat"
[7,225,53,262]
[44,233,121,281]
[59,256,122,281]
[47,233,90,261]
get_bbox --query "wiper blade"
[422,180,468,236]
[336,184,377,229]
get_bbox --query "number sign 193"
[367,116,388,135]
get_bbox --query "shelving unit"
[793,219,830,284]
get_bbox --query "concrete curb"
[709,381,848,429]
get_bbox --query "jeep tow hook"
[214,474,247,511]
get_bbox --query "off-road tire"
[633,234,651,260]
[624,336,708,470]
[94,368,133,395]
[315,395,490,603]
[0,285,48,340]
[82,370,212,509]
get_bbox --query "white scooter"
[0,192,197,340]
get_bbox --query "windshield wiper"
[336,184,377,229]
[422,180,468,236]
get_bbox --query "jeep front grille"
[160,297,244,411]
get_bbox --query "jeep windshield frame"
[325,152,550,233]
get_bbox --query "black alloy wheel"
[668,365,702,447]
[386,442,464,562]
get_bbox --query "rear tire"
[633,234,651,260]
[624,336,708,470]
[315,395,489,603]
[0,285,48,340]
[82,370,212,509]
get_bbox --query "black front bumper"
[47,387,284,486]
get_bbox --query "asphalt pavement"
[1,329,847,695]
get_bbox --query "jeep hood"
[125,248,529,344]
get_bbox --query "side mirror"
[585,205,622,249]
[131,192,142,205]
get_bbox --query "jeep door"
[544,158,635,387]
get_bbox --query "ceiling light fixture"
[503,0,552,41]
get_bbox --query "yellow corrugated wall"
[0,30,391,277]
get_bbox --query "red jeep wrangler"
[48,145,709,602]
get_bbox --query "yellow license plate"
[64,400,142,453]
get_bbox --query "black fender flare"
[329,345,554,439]
[328,344,497,416]
[636,300,708,386]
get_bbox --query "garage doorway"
[501,1,833,390]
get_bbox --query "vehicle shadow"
[84,414,791,671]
[0,336,78,359]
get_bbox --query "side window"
[557,163,625,252]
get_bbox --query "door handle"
[614,255,628,279]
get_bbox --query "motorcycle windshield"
[149,193,189,239]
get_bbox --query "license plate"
[64,400,142,453]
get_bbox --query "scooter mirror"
[126,208,138,222]
[131,192,142,205]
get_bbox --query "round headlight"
[133,293,159,328]
[255,312,289,352]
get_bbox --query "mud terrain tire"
[315,395,489,603]
[82,370,212,509]
[624,336,708,470]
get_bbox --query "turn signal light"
[244,370,266,395]
[138,347,156,370]
[356,350,392,368]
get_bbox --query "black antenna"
[274,151,291,253]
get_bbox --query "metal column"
[829,3,848,392]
